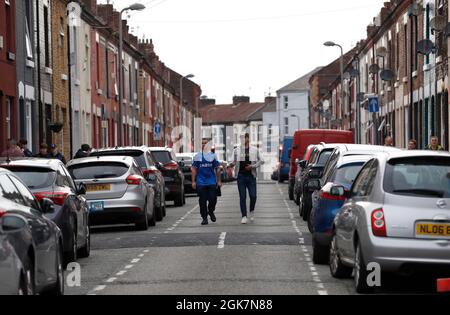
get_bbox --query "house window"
[58,17,65,48]
[44,5,51,67]
[284,117,289,135]
[284,96,289,109]
[5,0,13,53]
[25,19,33,59]
[404,24,408,78]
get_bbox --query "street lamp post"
[290,114,300,131]
[324,41,344,130]
[118,3,145,146]
[180,74,195,116]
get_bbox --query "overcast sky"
[99,0,386,104]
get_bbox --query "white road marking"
[143,250,149,253]
[218,232,227,249]
[317,283,325,289]
[131,258,140,264]
[106,277,117,283]
[93,285,106,292]
[116,270,127,276]
[125,265,134,269]
[138,254,144,258]
[318,290,329,295]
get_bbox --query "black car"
[297,144,337,222]
[0,168,64,295]
[150,147,185,207]
[176,153,197,195]
[1,158,90,264]
[90,146,167,221]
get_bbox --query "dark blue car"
[278,137,293,183]
[310,155,373,264]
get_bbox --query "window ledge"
[436,56,443,64]
[45,67,53,75]
[61,74,68,81]
[402,77,408,83]
[26,60,35,68]
[412,71,418,78]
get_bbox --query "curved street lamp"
[324,41,344,129]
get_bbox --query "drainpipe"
[36,0,43,147]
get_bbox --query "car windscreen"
[333,163,365,187]
[316,150,333,166]
[3,166,56,189]
[384,156,450,198]
[91,151,147,168]
[152,151,173,164]
[68,162,129,180]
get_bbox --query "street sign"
[369,96,379,113]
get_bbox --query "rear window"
[384,156,450,198]
[152,151,173,164]
[317,150,333,166]
[3,166,56,189]
[177,156,193,164]
[68,162,129,180]
[332,163,365,186]
[91,151,147,168]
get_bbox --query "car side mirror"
[309,169,322,178]
[307,179,321,190]
[298,160,307,169]
[40,198,55,214]
[0,215,27,233]
[330,185,345,198]
[77,183,87,195]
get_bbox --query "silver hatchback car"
[67,156,155,231]
[330,151,450,293]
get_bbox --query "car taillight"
[0,210,6,218]
[371,208,387,237]
[143,169,158,175]
[164,162,179,170]
[319,191,346,201]
[34,192,68,206]
[126,175,143,185]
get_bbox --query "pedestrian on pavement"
[1,139,24,158]
[384,136,394,147]
[49,144,67,164]
[18,139,33,157]
[34,143,50,158]
[408,139,417,150]
[426,136,445,151]
[192,138,222,226]
[74,144,92,159]
[230,133,264,224]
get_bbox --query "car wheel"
[295,191,300,205]
[45,242,64,296]
[354,241,374,294]
[307,210,314,234]
[312,242,329,265]
[329,233,353,279]
[20,256,35,295]
[148,202,156,227]
[174,192,184,207]
[155,200,163,222]
[64,221,77,266]
[183,191,186,205]
[78,226,91,258]
[136,205,149,231]
[162,198,167,217]
[288,185,294,200]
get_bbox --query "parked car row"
[288,141,450,293]
[0,146,188,295]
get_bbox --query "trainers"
[209,212,217,223]
[250,212,255,222]
[201,219,209,225]
[241,217,248,224]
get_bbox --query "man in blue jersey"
[192,138,222,225]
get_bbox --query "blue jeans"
[197,185,218,220]
[237,174,257,217]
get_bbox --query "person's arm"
[191,166,197,190]
[251,147,265,169]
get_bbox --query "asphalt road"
[65,182,444,295]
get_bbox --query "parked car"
[330,151,450,293]
[293,145,315,205]
[150,147,185,207]
[308,155,373,264]
[0,168,64,295]
[1,158,90,264]
[288,130,354,200]
[91,147,166,221]
[278,137,293,183]
[67,156,155,230]
[301,145,402,225]
[176,153,197,194]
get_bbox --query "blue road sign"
[154,121,162,140]
[369,96,379,113]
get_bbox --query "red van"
[288,130,354,199]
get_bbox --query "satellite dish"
[430,16,447,32]
[417,39,435,55]
[369,64,380,74]
[376,47,388,57]
[380,69,395,82]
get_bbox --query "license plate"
[86,184,111,192]
[416,222,450,239]
[89,201,104,213]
